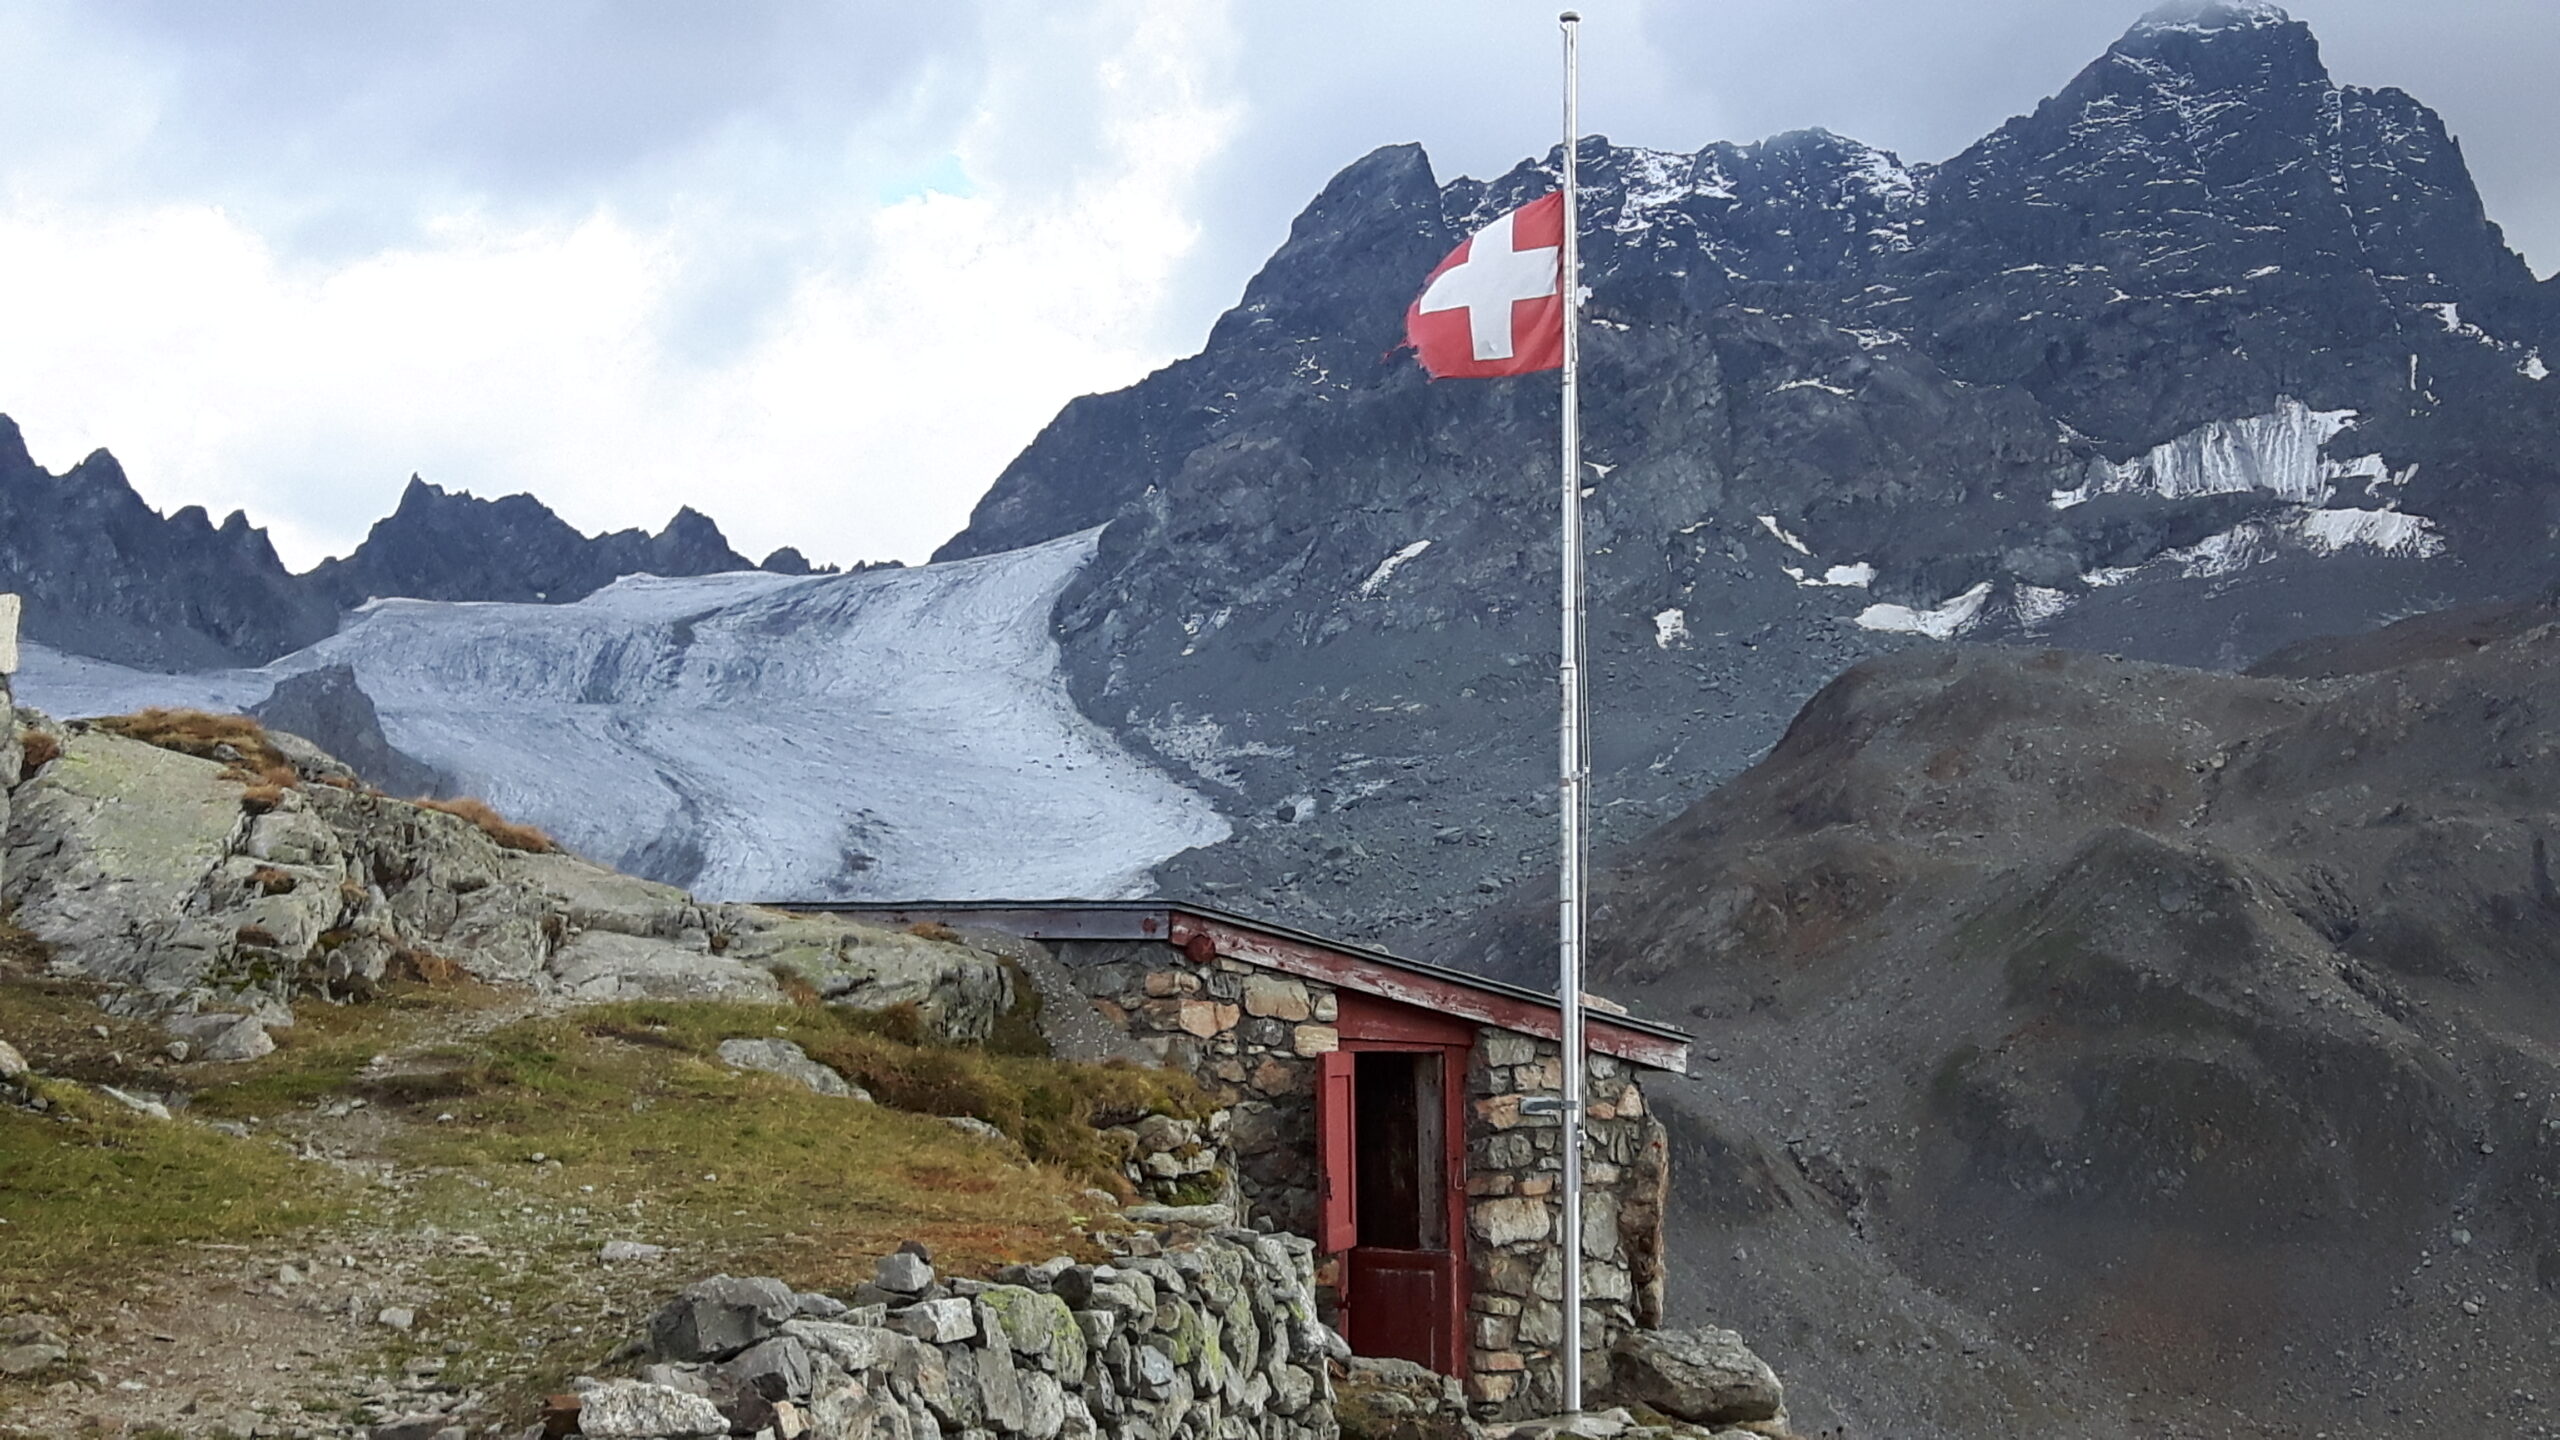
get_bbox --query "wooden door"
[1319,1016,1472,1378]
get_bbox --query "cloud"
[0,0,1240,571]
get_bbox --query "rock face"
[0,723,1014,1037]
[1487,587,2560,1437]
[927,2,2560,952]
[0,420,338,669]
[248,664,446,798]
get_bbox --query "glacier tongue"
[12,530,1230,903]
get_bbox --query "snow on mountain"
[13,530,1228,903]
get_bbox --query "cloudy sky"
[0,0,2549,571]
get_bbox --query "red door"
[1320,995,1473,1377]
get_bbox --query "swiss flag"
[1405,192,1564,379]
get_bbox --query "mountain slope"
[0,417,340,669]
[935,1,2560,951]
[1451,591,2560,1437]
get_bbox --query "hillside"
[1452,586,2560,1437]
[0,692,1222,1437]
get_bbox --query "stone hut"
[808,900,1690,1419]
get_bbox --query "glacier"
[11,530,1230,903]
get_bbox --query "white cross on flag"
[1405,192,1564,379]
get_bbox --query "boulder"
[166,1013,275,1063]
[574,1379,729,1438]
[874,1250,934,1295]
[0,731,251,1003]
[550,930,783,1002]
[712,906,1013,1042]
[1606,1327,1783,1426]
[718,1037,868,1100]
[0,1039,26,1083]
[650,1275,799,1362]
[718,1333,813,1402]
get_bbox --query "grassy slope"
[0,954,1198,1428]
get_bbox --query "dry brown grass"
[16,728,59,774]
[93,708,298,790]
[413,795,558,855]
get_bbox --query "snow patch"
[1652,608,1691,650]
[1855,583,1994,639]
[2012,586,2073,630]
[2057,399,2361,508]
[2294,508,2445,558]
[12,531,1230,903]
[2525,352,2550,382]
[1356,541,1433,599]
[1756,516,1813,555]
[1774,378,1856,397]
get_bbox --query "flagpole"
[1555,6,1589,1419]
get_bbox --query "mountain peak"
[2130,1,2294,36]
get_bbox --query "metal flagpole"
[1555,7,1589,1419]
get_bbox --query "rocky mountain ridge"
[0,419,811,671]
[932,0,2560,950]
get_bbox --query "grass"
[412,796,557,855]
[0,1082,350,1304]
[90,708,297,789]
[13,729,58,775]
[76,707,557,853]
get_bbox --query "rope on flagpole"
[1555,6,1588,1420]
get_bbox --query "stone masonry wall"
[606,1230,1338,1440]
[1048,938,1669,1418]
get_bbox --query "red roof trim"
[1169,913,1688,1073]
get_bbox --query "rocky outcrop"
[605,1233,1335,1440]
[0,420,339,669]
[249,664,446,798]
[0,722,1014,1049]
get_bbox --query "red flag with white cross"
[1405,191,1565,379]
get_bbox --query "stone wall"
[1048,939,1669,1417]
[596,1230,1339,1440]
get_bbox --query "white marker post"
[1555,7,1590,1419]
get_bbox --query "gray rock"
[600,1240,668,1263]
[97,1085,170,1120]
[874,1249,935,1296]
[1122,1204,1234,1228]
[376,1306,416,1331]
[549,930,784,1002]
[718,1334,812,1402]
[0,1341,66,1376]
[779,1319,900,1374]
[716,1036,868,1099]
[650,1275,798,1362]
[367,1417,462,1440]
[0,1039,26,1082]
[943,1115,1011,1144]
[1606,1326,1783,1426]
[794,1291,849,1319]
[167,1013,274,1063]
[889,1296,975,1343]
[575,1379,729,1438]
